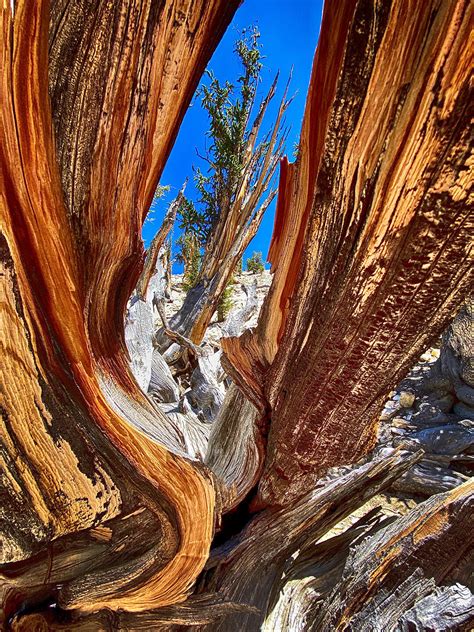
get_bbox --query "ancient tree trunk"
[1,0,239,622]
[2,0,473,629]
[223,0,473,506]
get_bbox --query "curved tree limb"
[1,0,239,618]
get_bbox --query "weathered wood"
[263,482,474,632]
[164,328,206,359]
[399,583,474,631]
[189,352,226,422]
[48,1,237,360]
[158,401,210,460]
[137,184,185,300]
[1,0,239,619]
[223,0,474,505]
[149,349,180,404]
[309,480,474,631]
[194,450,422,631]
[205,383,262,512]
[221,280,259,338]
[391,459,470,496]
[126,246,168,392]
[263,510,393,632]
[125,292,156,392]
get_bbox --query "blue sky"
[143,0,323,272]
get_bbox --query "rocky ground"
[323,343,473,537]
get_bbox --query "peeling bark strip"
[1,0,239,619]
[223,0,474,505]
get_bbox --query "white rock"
[399,391,415,408]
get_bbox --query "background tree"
[166,27,292,345]
[216,282,236,322]
[176,231,202,292]
[246,250,265,274]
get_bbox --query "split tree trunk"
[223,0,473,506]
[1,0,473,629]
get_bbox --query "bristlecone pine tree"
[1,1,473,630]
[166,27,293,346]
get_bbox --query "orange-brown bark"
[223,0,473,506]
[1,0,239,620]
